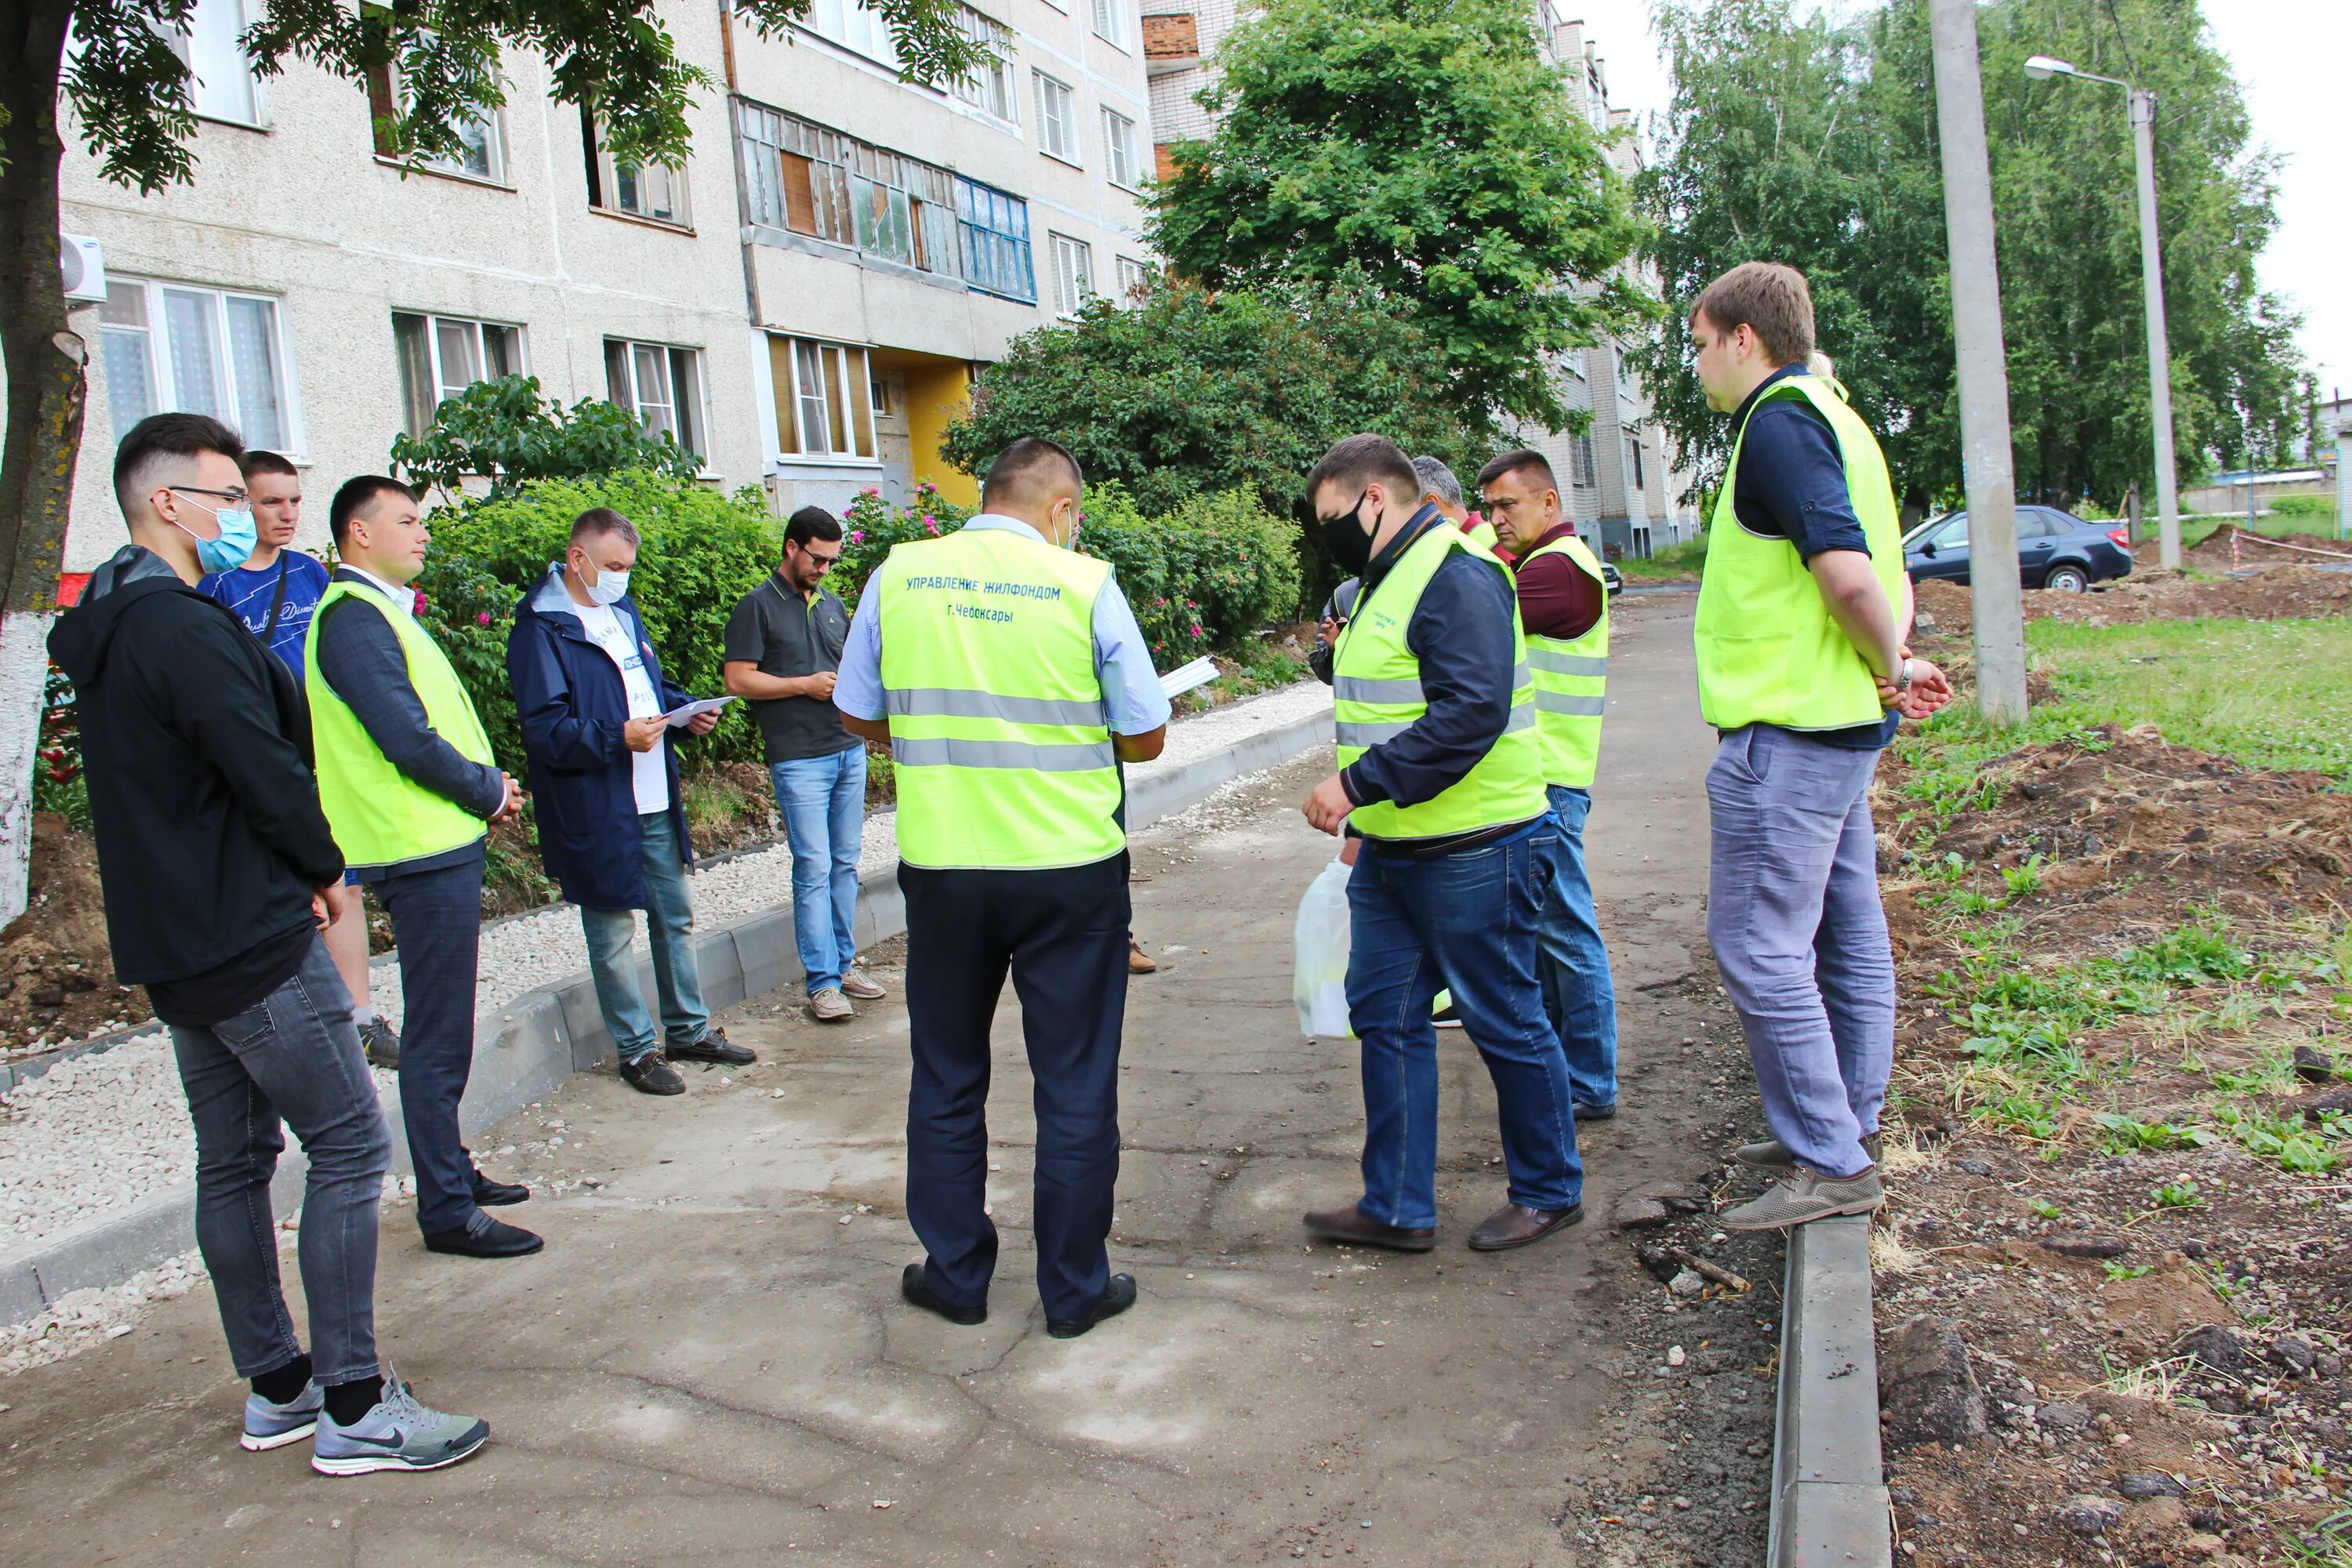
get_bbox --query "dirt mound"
[1909,562,2352,633]
[0,815,141,1059]
[2129,523,2256,572]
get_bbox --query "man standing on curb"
[53,413,487,1475]
[1298,434,1584,1255]
[1684,262,1950,1231]
[836,437,1170,1340]
[1479,449,1621,1125]
[510,507,750,1096]
[722,506,884,1023]
[308,476,539,1259]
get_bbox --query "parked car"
[1902,506,2133,592]
[1600,561,1624,597]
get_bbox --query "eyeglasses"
[169,484,250,506]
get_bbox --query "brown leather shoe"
[1302,1203,1435,1253]
[1128,939,1158,975]
[1466,1200,1586,1252]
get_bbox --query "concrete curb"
[1767,1214,1892,1568]
[0,710,1334,1325]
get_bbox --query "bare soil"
[0,814,143,1055]
[1911,561,2352,633]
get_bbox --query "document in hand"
[1160,655,1219,700]
[661,695,738,729]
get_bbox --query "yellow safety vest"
[1518,530,1610,788]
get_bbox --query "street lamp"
[2024,53,2182,569]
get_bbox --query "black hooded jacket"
[49,547,344,1012]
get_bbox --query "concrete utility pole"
[1929,0,2028,724]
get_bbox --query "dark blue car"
[1903,506,2134,593]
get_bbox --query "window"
[1115,255,1151,302]
[605,339,708,460]
[1035,72,1080,164]
[768,336,877,462]
[1102,108,1139,190]
[100,278,297,453]
[362,13,505,182]
[949,6,1017,122]
[167,0,265,125]
[1049,233,1094,316]
[1570,434,1598,488]
[1624,431,1645,491]
[806,0,901,66]
[582,110,690,226]
[1092,0,1133,50]
[392,313,523,437]
[1932,515,1970,550]
[736,100,962,278]
[956,178,1036,302]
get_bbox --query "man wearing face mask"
[1298,434,1584,1256]
[309,476,535,1260]
[509,507,744,1095]
[834,437,1171,1340]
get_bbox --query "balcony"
[1142,13,1200,76]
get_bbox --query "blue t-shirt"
[199,551,332,673]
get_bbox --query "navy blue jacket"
[507,568,694,910]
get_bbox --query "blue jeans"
[771,747,867,995]
[581,811,710,1063]
[1539,785,1619,1111]
[170,937,390,1385]
[1345,817,1583,1228]
[1705,724,1894,1180]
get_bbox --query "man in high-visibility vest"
[1479,449,1620,1123]
[835,438,1171,1339]
[1685,263,1951,1230]
[1298,434,1584,1255]
[1410,454,1500,555]
[308,476,538,1260]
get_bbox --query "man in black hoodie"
[49,413,486,1476]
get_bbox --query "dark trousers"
[372,850,486,1236]
[899,852,1130,1323]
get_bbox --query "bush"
[420,470,782,765]
[390,376,702,500]
[2268,492,2335,518]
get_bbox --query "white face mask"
[579,559,630,606]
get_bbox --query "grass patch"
[1614,533,1708,580]
[1181,638,1311,712]
[2179,510,2347,548]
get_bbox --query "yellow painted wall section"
[902,361,980,507]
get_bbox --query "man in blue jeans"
[1298,434,1583,1255]
[724,506,880,1023]
[510,508,749,1095]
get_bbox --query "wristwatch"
[1891,657,1915,695]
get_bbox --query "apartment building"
[56,0,1157,573]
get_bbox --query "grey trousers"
[1704,724,1895,1180]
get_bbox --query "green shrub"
[833,482,978,611]
[390,376,701,500]
[2268,492,2335,518]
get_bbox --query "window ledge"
[191,110,270,134]
[590,205,697,237]
[374,155,515,193]
[1040,149,1085,172]
[774,455,884,470]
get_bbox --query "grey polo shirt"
[723,571,858,764]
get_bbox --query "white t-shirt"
[574,603,670,814]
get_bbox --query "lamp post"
[2025,53,2182,570]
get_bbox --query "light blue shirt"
[834,514,1174,736]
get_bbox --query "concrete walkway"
[0,593,1755,1566]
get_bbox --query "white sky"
[1562,0,2352,397]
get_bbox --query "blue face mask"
[175,496,259,573]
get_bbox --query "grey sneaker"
[1734,1131,1882,1171]
[240,1382,322,1450]
[841,966,887,1000]
[359,1015,401,1071]
[1720,1166,1885,1231]
[808,987,855,1022]
[310,1369,489,1475]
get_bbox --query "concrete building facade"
[53,0,1158,570]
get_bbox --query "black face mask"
[1319,489,1376,575]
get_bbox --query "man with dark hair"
[722,505,880,1022]
[835,437,1171,1338]
[1686,262,1952,1230]
[1298,433,1585,1255]
[1478,448,1620,1123]
[511,508,744,1094]
[52,414,487,1475]
[307,476,537,1258]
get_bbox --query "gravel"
[0,684,1333,1279]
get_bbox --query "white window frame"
[1101,107,1139,190]
[769,336,880,464]
[168,0,268,128]
[392,312,525,437]
[364,32,508,185]
[948,6,1018,124]
[1091,0,1133,52]
[1114,255,1150,303]
[605,339,711,462]
[585,114,691,227]
[1048,232,1094,318]
[1034,71,1081,166]
[98,277,303,456]
[806,0,902,67]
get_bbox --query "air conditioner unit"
[60,234,107,304]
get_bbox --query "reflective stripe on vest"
[1693,374,1908,731]
[1518,531,1610,788]
[1331,524,1549,841]
[303,579,494,869]
[875,526,1123,870]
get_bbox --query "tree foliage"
[390,375,702,501]
[1149,0,1653,431]
[1632,0,2307,514]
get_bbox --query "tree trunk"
[0,0,86,927]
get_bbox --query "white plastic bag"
[1293,856,1356,1040]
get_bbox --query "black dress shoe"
[1573,1102,1618,1123]
[1302,1203,1436,1253]
[1047,1273,1138,1340]
[423,1215,544,1258]
[1466,1200,1585,1252]
[621,1053,687,1095]
[666,1028,754,1066]
[471,1173,530,1207]
[900,1262,985,1326]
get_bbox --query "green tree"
[390,374,703,503]
[1149,0,1653,432]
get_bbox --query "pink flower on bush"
[861,486,880,496]
[477,611,492,626]
[850,530,866,544]
[412,590,428,614]
[921,514,938,534]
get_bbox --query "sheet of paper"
[661,695,738,729]
[1159,655,1220,699]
